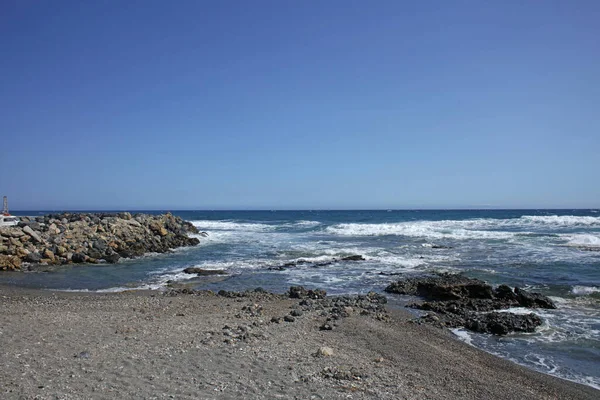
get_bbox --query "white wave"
[290,220,321,227]
[451,328,474,346]
[324,214,600,240]
[565,234,600,248]
[325,222,516,240]
[519,215,600,227]
[571,285,600,296]
[189,220,275,232]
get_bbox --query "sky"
[1,0,599,210]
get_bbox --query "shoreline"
[0,285,597,399]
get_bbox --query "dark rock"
[103,252,121,264]
[71,253,86,263]
[288,286,327,299]
[515,287,556,309]
[389,274,554,335]
[341,255,365,261]
[24,252,42,263]
[385,273,494,301]
[465,312,543,335]
[92,240,107,251]
[290,309,303,317]
[319,323,333,331]
[183,267,227,276]
[283,315,295,322]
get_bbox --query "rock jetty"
[0,212,200,270]
[385,273,556,335]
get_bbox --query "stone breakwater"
[0,213,200,270]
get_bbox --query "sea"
[2,209,599,389]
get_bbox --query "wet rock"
[465,312,543,335]
[183,267,227,276]
[515,287,556,309]
[388,273,555,335]
[386,273,494,301]
[341,255,366,261]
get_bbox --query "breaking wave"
[324,215,600,240]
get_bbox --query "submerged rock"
[268,255,365,271]
[183,267,227,276]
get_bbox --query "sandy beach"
[0,286,596,400]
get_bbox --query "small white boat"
[0,214,19,227]
[0,196,19,227]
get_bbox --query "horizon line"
[10,207,600,212]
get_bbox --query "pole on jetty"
[2,196,8,216]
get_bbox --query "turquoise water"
[2,209,599,388]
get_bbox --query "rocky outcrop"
[0,213,201,269]
[385,273,555,335]
[465,312,544,335]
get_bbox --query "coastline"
[0,285,596,399]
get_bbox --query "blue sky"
[1,1,599,210]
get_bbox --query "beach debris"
[315,346,334,357]
[74,351,90,359]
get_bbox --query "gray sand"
[0,287,597,399]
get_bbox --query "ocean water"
[2,209,599,389]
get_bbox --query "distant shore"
[0,285,596,399]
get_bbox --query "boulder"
[0,255,21,271]
[43,249,56,262]
[25,252,42,263]
[22,226,43,243]
[103,252,121,264]
[71,253,87,263]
